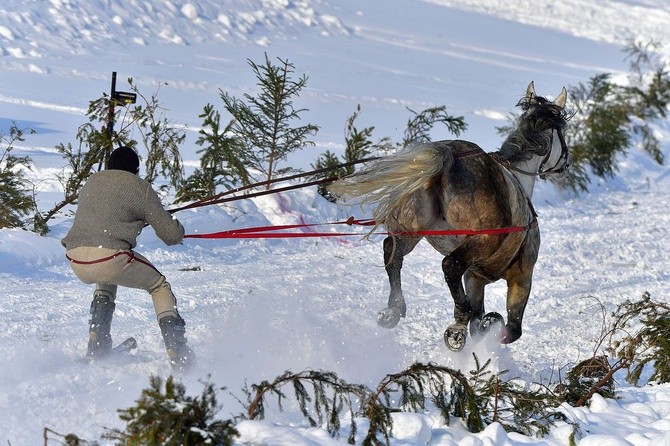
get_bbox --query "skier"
[62,146,193,370]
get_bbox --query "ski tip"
[115,337,138,351]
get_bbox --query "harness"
[66,250,160,273]
[453,132,565,276]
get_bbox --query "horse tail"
[329,141,454,231]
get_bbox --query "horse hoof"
[480,312,505,333]
[469,318,482,337]
[377,307,402,328]
[500,325,519,344]
[470,312,505,338]
[444,324,467,351]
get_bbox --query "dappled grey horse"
[330,82,570,350]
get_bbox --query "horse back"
[426,140,538,277]
[437,140,523,227]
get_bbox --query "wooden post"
[107,71,117,148]
[100,71,117,170]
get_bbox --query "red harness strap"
[183,219,534,239]
[66,250,160,273]
[182,149,538,240]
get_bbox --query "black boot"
[86,293,115,358]
[159,315,194,371]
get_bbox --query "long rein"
[167,156,381,215]
[177,148,547,240]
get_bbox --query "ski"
[112,337,137,354]
[80,337,138,364]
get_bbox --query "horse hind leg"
[464,271,495,337]
[464,271,487,321]
[377,235,420,329]
[463,271,507,338]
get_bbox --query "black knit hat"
[107,146,140,174]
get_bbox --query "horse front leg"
[502,274,532,344]
[502,231,539,344]
[377,235,420,328]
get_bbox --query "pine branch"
[244,370,368,441]
[573,358,629,407]
[43,427,99,445]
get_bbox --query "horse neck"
[507,128,562,199]
[509,158,541,199]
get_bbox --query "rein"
[184,217,535,240]
[168,131,567,217]
[539,129,570,178]
[167,156,380,214]
[172,140,556,241]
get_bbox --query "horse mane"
[497,95,570,163]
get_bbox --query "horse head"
[525,80,567,108]
[524,82,571,177]
[498,82,572,187]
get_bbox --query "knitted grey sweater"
[62,170,184,250]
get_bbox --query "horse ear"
[526,81,536,99]
[554,87,567,108]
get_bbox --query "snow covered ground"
[2,0,670,444]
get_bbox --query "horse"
[329,82,570,351]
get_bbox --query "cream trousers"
[66,246,178,320]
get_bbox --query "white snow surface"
[2,0,670,444]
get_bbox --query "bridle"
[539,127,571,179]
[494,126,570,179]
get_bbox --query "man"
[62,146,193,370]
